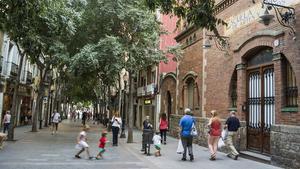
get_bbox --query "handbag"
[190,122,198,137]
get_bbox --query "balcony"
[26,71,32,84]
[10,62,18,77]
[137,83,156,97]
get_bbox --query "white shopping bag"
[221,129,228,140]
[218,138,225,148]
[177,139,184,154]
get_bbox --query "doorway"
[246,49,274,154]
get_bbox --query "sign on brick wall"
[224,0,300,35]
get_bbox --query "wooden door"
[247,66,274,154]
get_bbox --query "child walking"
[75,126,93,159]
[152,131,162,157]
[96,130,108,160]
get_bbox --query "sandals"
[209,154,216,161]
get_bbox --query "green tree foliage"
[144,0,227,36]
[68,0,166,103]
[0,0,84,134]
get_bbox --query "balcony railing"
[10,62,18,76]
[137,83,156,97]
[26,71,32,84]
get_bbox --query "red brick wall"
[202,1,300,125]
[159,14,178,74]
[175,1,300,125]
[176,29,203,117]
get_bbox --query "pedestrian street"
[0,120,281,169]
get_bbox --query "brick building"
[169,0,300,168]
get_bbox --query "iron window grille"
[286,63,298,107]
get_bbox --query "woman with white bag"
[207,110,221,161]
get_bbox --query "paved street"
[0,120,281,169]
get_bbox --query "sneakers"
[209,156,216,161]
[190,155,194,161]
[227,154,233,158]
[181,157,187,161]
[88,157,93,160]
[234,155,239,160]
[75,155,81,159]
[227,154,238,160]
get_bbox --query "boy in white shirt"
[152,131,162,157]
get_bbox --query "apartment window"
[151,71,155,83]
[139,76,144,87]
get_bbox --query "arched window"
[230,70,237,108]
[186,78,195,109]
[285,60,298,107]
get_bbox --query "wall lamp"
[203,34,230,52]
[260,0,296,36]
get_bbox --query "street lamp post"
[120,72,128,138]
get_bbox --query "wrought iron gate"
[247,67,274,154]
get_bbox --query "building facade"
[0,32,52,128]
[135,13,178,130]
[169,0,300,168]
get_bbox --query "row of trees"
[0,0,224,142]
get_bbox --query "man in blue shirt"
[179,108,195,161]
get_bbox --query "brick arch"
[232,32,299,109]
[160,75,176,115]
[234,36,275,63]
[233,30,283,51]
[162,72,176,82]
[180,72,200,113]
[182,71,197,82]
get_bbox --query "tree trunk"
[63,96,68,119]
[32,69,48,132]
[53,78,59,112]
[49,88,55,124]
[118,75,122,114]
[127,71,133,143]
[7,52,25,141]
[44,85,51,127]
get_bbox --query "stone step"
[240,151,271,164]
